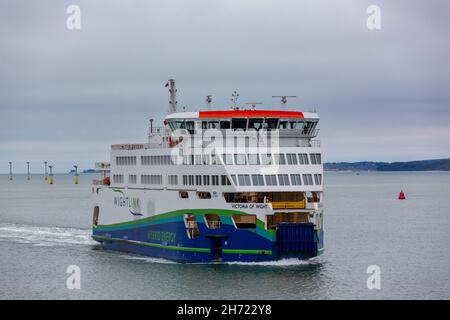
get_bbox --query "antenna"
[272,96,297,109]
[231,91,239,109]
[149,119,154,133]
[165,79,177,114]
[244,102,263,110]
[206,95,212,110]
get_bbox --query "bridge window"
[175,120,185,129]
[291,121,304,130]
[248,118,264,130]
[195,175,202,186]
[232,214,257,229]
[265,118,279,129]
[251,174,265,186]
[203,175,210,186]
[232,118,248,130]
[220,121,231,129]
[212,175,219,186]
[208,121,219,129]
[230,175,237,185]
[279,121,289,129]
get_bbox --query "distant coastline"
[324,158,450,172]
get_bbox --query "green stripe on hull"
[95,208,276,241]
[92,235,272,255]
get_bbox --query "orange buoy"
[398,190,406,200]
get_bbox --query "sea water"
[0,172,449,299]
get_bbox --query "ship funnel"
[166,79,177,114]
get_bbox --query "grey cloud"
[1,0,449,172]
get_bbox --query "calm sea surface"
[0,172,449,299]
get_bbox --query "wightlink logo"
[113,189,143,216]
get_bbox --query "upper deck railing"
[111,144,145,150]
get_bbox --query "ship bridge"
[164,109,319,137]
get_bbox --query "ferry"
[92,79,324,263]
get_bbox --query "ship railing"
[149,126,166,134]
[111,144,144,150]
[271,200,306,210]
[297,139,321,148]
[92,179,104,186]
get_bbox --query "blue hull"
[92,211,323,263]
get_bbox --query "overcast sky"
[1,0,449,173]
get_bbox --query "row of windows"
[112,174,124,184]
[168,175,178,185]
[221,153,321,165]
[141,155,174,166]
[141,175,162,185]
[168,119,318,133]
[112,173,322,187]
[230,174,322,186]
[182,175,232,186]
[116,153,321,167]
[116,156,137,166]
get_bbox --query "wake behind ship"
[92,79,324,262]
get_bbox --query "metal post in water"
[9,162,13,180]
[74,165,79,185]
[44,161,48,180]
[26,162,30,180]
[49,165,54,185]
